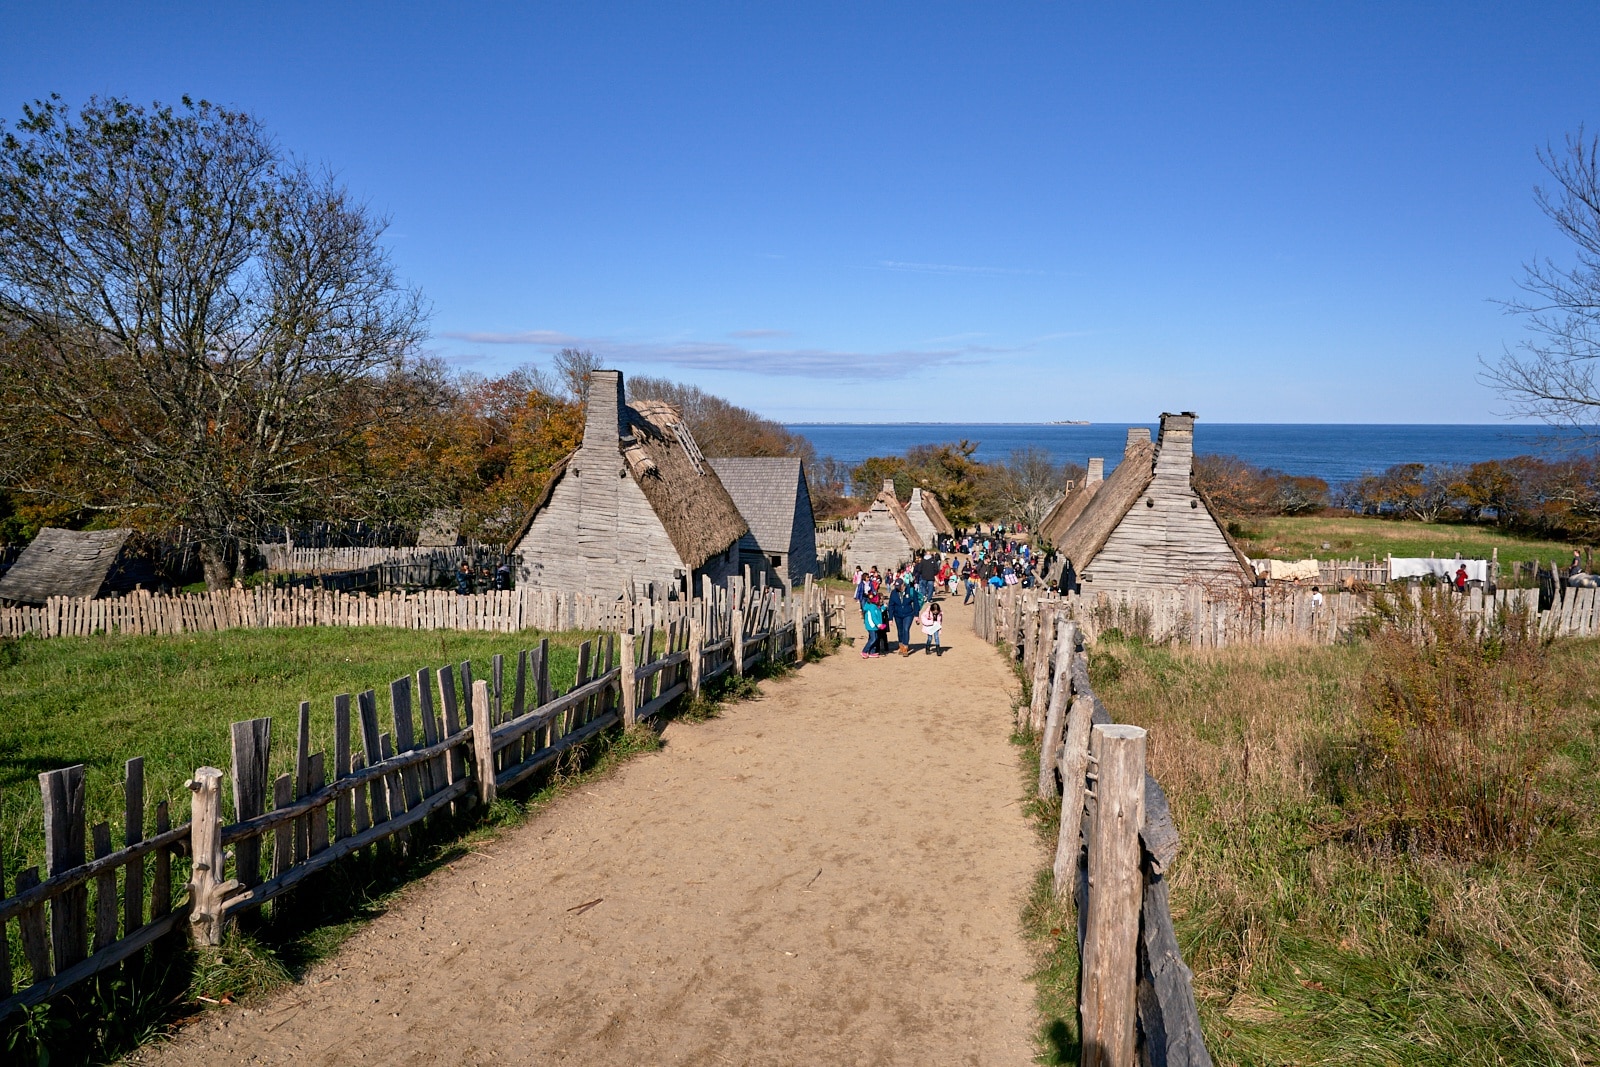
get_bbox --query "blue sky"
[4,3,1598,423]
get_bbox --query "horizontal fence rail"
[0,581,845,1020]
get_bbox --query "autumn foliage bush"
[1340,587,1555,857]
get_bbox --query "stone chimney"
[1125,427,1151,455]
[583,369,625,454]
[883,479,896,496]
[1086,458,1104,484]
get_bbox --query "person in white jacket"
[919,601,943,655]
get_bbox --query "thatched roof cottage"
[1054,414,1253,593]
[1039,457,1103,549]
[511,370,748,599]
[0,528,156,606]
[706,457,820,590]
[906,487,955,545]
[846,480,922,575]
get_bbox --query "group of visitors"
[853,553,946,658]
[455,560,513,595]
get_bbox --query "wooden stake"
[186,766,235,947]
[620,631,638,728]
[1053,687,1095,896]
[1080,723,1147,1067]
[688,615,704,697]
[472,679,496,808]
[731,609,745,676]
[1038,619,1077,798]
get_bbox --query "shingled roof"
[0,528,136,605]
[707,457,810,554]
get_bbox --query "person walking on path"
[888,580,917,656]
[919,601,943,655]
[860,594,885,658]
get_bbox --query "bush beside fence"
[0,582,843,1021]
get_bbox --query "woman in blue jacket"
[888,580,917,656]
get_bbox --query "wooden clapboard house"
[0,528,157,606]
[846,480,923,574]
[1054,414,1254,593]
[706,456,820,590]
[905,487,955,546]
[511,370,748,599]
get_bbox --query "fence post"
[1053,688,1095,895]
[1029,604,1055,732]
[1081,723,1147,1067]
[1038,619,1077,798]
[620,631,638,728]
[731,609,745,676]
[688,615,704,697]
[186,766,234,947]
[472,679,497,808]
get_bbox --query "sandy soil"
[135,598,1040,1066]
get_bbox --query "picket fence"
[0,583,845,1020]
[0,577,843,642]
[991,592,1210,1064]
[972,583,1579,649]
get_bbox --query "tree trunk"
[199,540,236,591]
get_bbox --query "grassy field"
[1019,632,1600,1065]
[0,627,594,877]
[1231,514,1589,570]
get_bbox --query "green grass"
[0,627,595,879]
[0,623,815,1064]
[1232,515,1589,570]
[1021,635,1600,1066]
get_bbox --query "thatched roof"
[877,482,924,550]
[1051,439,1156,568]
[707,457,810,554]
[0,528,134,605]
[914,488,955,537]
[1039,480,1098,546]
[510,373,748,573]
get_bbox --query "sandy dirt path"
[137,598,1040,1066]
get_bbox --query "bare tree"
[0,96,426,586]
[996,446,1066,528]
[1488,129,1600,429]
[553,348,602,403]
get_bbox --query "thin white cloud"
[728,328,792,339]
[440,329,1003,380]
[874,260,1045,277]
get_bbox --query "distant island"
[1047,420,1090,426]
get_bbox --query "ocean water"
[786,423,1596,486]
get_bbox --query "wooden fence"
[992,588,1210,1064]
[0,584,844,1020]
[257,543,512,590]
[0,577,847,642]
[972,583,1574,649]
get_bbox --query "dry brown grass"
[1085,631,1600,1064]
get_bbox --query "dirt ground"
[135,598,1041,1066]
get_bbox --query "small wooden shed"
[1054,414,1253,593]
[0,528,155,606]
[706,457,820,590]
[845,480,922,575]
[511,370,749,599]
[906,488,955,546]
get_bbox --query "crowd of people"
[850,527,1054,659]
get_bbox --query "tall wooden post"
[620,631,638,728]
[187,766,233,947]
[1028,605,1055,732]
[731,608,745,677]
[1080,723,1147,1067]
[688,615,704,697]
[471,679,497,808]
[1038,619,1077,798]
[1054,686,1095,896]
